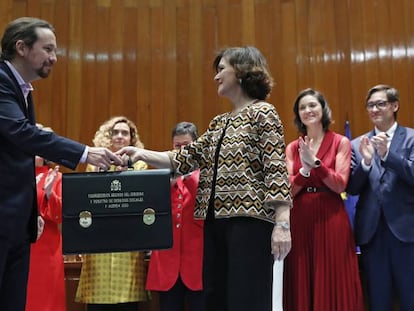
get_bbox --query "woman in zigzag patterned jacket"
[118,46,292,311]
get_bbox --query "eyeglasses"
[366,100,390,111]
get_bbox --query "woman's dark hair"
[293,88,332,134]
[172,121,198,140]
[1,17,54,61]
[213,46,274,100]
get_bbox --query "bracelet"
[299,167,310,177]
[275,221,290,230]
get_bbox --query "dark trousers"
[158,277,205,311]
[0,235,31,311]
[203,215,273,311]
[88,302,138,311]
[360,216,414,311]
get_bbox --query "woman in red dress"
[283,88,364,311]
[26,125,66,311]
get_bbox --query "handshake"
[86,146,140,171]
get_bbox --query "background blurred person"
[75,116,150,311]
[146,121,205,311]
[117,46,292,311]
[283,88,363,311]
[26,124,66,311]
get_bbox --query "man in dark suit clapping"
[347,84,414,311]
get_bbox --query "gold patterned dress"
[75,161,150,304]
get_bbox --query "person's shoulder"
[0,62,12,80]
[327,130,344,138]
[330,131,352,148]
[351,131,370,142]
[396,126,414,142]
[252,100,275,111]
[249,100,280,120]
[208,112,228,127]
[0,60,7,71]
[212,111,228,120]
[328,131,348,141]
[399,124,414,133]
[287,138,299,149]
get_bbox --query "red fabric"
[146,170,204,291]
[283,131,364,311]
[26,165,66,311]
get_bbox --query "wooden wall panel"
[279,0,298,129]
[149,2,165,149]
[1,0,414,171]
[136,4,151,147]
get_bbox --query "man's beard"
[36,64,51,79]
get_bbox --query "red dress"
[26,165,66,311]
[146,170,204,291]
[283,131,364,311]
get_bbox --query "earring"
[238,79,242,84]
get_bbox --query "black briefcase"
[61,169,172,254]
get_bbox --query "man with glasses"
[347,84,414,311]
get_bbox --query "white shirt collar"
[375,122,397,138]
[4,60,34,99]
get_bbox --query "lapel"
[315,130,332,160]
[26,92,36,124]
[368,126,405,189]
[377,125,405,188]
[365,130,384,189]
[389,125,404,155]
[0,61,29,117]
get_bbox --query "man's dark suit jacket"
[347,125,414,245]
[0,60,85,242]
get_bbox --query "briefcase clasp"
[79,210,92,228]
[143,208,156,225]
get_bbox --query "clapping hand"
[37,216,45,240]
[298,136,316,170]
[359,136,375,166]
[36,172,44,185]
[370,132,389,159]
[43,166,60,199]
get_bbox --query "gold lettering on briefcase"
[143,208,155,225]
[79,211,92,228]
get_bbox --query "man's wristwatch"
[314,158,321,168]
[275,221,290,230]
